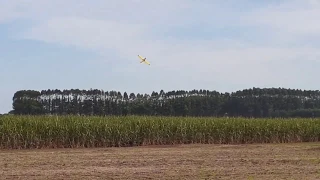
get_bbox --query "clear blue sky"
[1,0,320,113]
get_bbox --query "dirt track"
[1,143,320,179]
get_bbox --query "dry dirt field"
[1,143,320,180]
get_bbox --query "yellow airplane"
[138,55,150,65]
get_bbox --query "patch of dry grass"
[1,143,320,179]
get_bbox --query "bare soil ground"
[1,143,320,180]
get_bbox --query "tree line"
[9,87,320,118]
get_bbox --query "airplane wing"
[137,55,144,60]
[143,60,150,65]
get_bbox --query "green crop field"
[1,115,320,149]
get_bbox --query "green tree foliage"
[10,87,320,118]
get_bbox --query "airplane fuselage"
[140,58,146,62]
